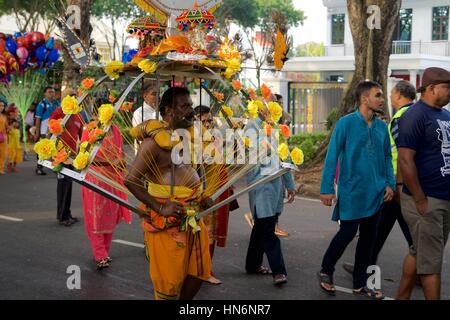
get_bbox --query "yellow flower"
[73,151,90,170]
[61,95,82,115]
[268,102,283,123]
[34,139,57,160]
[223,58,241,79]
[278,143,289,161]
[291,147,304,166]
[243,137,252,148]
[247,100,264,119]
[220,105,233,118]
[79,141,89,153]
[98,104,115,125]
[138,59,157,74]
[104,61,124,80]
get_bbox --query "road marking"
[112,239,145,248]
[295,196,322,203]
[0,214,23,222]
[335,285,394,300]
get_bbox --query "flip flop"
[247,266,272,275]
[317,271,336,296]
[353,286,384,300]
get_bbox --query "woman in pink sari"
[81,121,131,270]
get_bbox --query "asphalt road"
[1,159,450,300]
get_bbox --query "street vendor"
[125,87,213,300]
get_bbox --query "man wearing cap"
[396,67,450,300]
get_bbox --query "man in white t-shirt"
[132,83,157,127]
[132,83,157,154]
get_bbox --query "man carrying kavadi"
[125,87,213,300]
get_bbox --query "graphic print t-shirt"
[397,100,450,200]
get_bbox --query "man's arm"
[320,119,345,206]
[398,147,427,214]
[34,102,43,141]
[282,171,296,203]
[124,138,184,218]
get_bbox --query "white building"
[276,0,450,133]
[284,0,450,87]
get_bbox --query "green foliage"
[289,133,327,161]
[325,107,340,131]
[256,0,305,29]
[215,0,260,29]
[91,0,143,20]
[294,42,325,57]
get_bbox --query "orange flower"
[248,88,257,100]
[81,78,95,90]
[279,124,291,139]
[213,91,224,102]
[264,122,273,136]
[120,102,134,112]
[51,148,68,166]
[88,128,104,144]
[231,80,242,91]
[77,89,84,97]
[261,84,272,101]
[48,119,64,135]
[86,121,97,131]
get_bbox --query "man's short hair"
[142,81,157,94]
[194,105,210,115]
[394,80,416,101]
[274,94,283,103]
[355,81,382,103]
[159,87,190,117]
[43,86,54,93]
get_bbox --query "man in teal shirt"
[317,81,395,299]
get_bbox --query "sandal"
[247,266,272,275]
[273,274,287,286]
[353,286,384,300]
[317,271,336,296]
[96,258,110,270]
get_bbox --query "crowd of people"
[318,67,450,300]
[1,66,450,301]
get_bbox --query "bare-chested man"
[125,87,212,300]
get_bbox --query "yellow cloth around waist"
[147,182,203,200]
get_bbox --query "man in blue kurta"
[245,108,296,286]
[318,81,395,299]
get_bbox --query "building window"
[432,6,449,41]
[331,14,345,45]
[394,8,412,41]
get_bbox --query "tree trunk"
[62,0,93,90]
[308,0,401,167]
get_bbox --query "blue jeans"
[245,213,287,277]
[321,211,380,289]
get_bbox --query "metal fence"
[320,41,450,57]
[288,82,348,134]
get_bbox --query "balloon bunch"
[121,49,138,64]
[0,31,60,81]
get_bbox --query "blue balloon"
[14,32,22,38]
[47,49,60,63]
[128,49,138,58]
[6,38,17,54]
[121,52,130,63]
[35,45,48,61]
[45,38,54,50]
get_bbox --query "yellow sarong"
[142,183,211,300]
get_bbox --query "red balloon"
[0,33,6,40]
[35,32,45,43]
[0,39,5,52]
[16,36,28,48]
[26,33,35,49]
